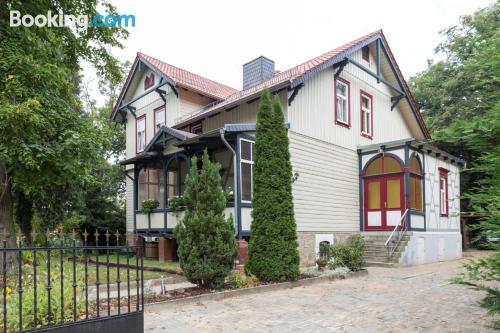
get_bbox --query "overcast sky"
[85,0,492,105]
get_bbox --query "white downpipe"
[219,129,239,236]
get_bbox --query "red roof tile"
[138,53,238,100]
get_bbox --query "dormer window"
[362,46,370,62]
[144,73,155,90]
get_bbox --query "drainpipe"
[219,129,239,237]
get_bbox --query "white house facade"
[111,30,464,267]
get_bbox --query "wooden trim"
[334,77,351,128]
[136,115,146,154]
[360,89,373,139]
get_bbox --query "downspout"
[219,129,239,237]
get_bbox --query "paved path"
[145,251,495,332]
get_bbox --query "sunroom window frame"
[239,138,254,204]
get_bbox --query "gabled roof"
[138,53,238,100]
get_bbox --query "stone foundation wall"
[297,231,360,267]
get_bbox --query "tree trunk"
[0,161,15,273]
[16,191,33,244]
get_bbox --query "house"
[111,30,464,267]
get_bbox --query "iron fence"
[0,228,144,333]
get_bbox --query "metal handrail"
[384,209,409,257]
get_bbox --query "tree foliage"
[0,0,128,243]
[174,150,237,289]
[246,89,300,281]
[409,1,500,242]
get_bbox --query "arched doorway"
[363,154,404,231]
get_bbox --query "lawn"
[96,254,181,273]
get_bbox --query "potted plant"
[141,199,159,229]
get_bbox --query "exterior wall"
[196,90,288,132]
[289,131,359,233]
[288,49,416,151]
[125,169,135,235]
[400,231,462,266]
[297,231,359,267]
[422,153,461,231]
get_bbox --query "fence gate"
[0,228,144,333]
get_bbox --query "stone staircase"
[362,232,411,267]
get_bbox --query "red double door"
[364,175,404,231]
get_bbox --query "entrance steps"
[361,232,412,267]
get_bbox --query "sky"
[84,0,492,106]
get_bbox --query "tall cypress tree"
[246,89,300,281]
[174,150,237,288]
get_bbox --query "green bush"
[141,199,159,214]
[225,271,259,289]
[327,235,365,271]
[174,150,237,289]
[246,89,300,282]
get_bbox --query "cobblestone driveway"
[145,251,495,333]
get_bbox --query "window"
[190,122,202,135]
[144,73,155,90]
[136,116,146,153]
[166,158,187,206]
[365,156,402,176]
[240,139,254,202]
[335,78,350,126]
[213,149,235,193]
[439,168,449,216]
[154,106,165,133]
[360,91,373,138]
[409,154,423,211]
[362,46,370,62]
[138,162,165,209]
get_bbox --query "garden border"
[146,269,368,308]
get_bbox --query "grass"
[96,254,181,272]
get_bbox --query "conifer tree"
[246,89,300,281]
[174,150,237,288]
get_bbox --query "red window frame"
[439,168,449,217]
[153,105,166,134]
[144,73,155,90]
[334,77,351,128]
[362,46,370,62]
[360,90,373,139]
[136,115,146,154]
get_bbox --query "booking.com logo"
[10,10,135,32]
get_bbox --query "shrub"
[327,235,365,271]
[225,271,260,289]
[246,89,300,282]
[174,150,237,289]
